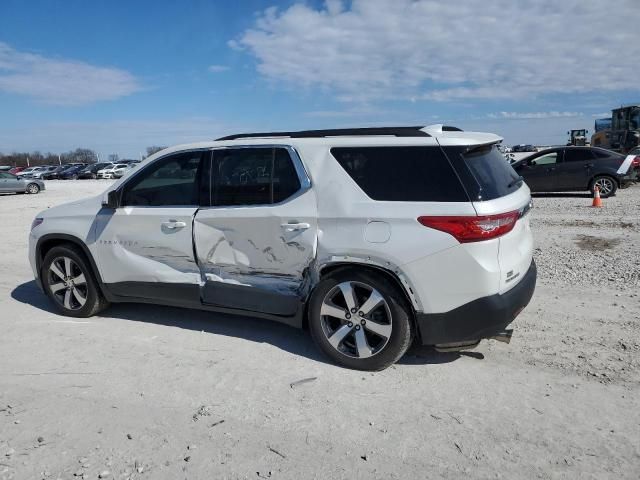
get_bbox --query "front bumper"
[416,259,537,345]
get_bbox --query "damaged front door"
[194,146,317,316]
[94,150,205,299]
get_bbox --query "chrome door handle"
[162,220,186,229]
[281,222,310,232]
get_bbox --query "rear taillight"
[417,211,519,243]
[632,156,640,168]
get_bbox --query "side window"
[121,151,202,206]
[564,149,591,163]
[212,147,302,206]
[592,150,610,159]
[331,146,468,202]
[531,153,557,165]
[0,172,13,179]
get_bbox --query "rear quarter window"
[330,146,468,202]
[460,145,522,200]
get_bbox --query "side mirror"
[102,190,120,209]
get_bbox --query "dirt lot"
[1,181,639,479]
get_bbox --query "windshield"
[462,144,522,200]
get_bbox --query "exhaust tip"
[489,329,513,344]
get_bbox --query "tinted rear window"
[330,146,467,202]
[462,145,521,200]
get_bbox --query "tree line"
[0,146,167,167]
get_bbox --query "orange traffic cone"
[592,186,603,208]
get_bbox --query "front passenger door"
[94,151,205,298]
[519,152,559,191]
[0,172,22,192]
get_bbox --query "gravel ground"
[1,180,639,480]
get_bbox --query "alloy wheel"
[47,256,88,311]
[594,177,614,196]
[27,184,39,194]
[319,281,392,359]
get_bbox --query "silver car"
[0,172,45,194]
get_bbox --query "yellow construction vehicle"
[591,105,640,154]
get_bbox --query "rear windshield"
[331,146,468,202]
[462,145,522,200]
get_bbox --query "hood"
[38,194,104,219]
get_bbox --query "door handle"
[585,163,594,168]
[162,220,186,229]
[546,167,556,171]
[281,222,310,232]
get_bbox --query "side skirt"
[103,281,304,328]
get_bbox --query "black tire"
[41,244,109,318]
[26,183,40,194]
[308,269,413,371]
[590,175,617,198]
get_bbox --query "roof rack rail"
[215,126,430,141]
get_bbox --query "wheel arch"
[303,261,420,336]
[36,234,106,295]
[588,172,619,189]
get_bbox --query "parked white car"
[28,125,536,370]
[96,164,123,179]
[112,163,138,179]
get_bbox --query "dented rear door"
[193,146,317,316]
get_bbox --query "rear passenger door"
[193,146,317,316]
[554,148,593,190]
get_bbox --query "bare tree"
[145,146,167,158]
[108,154,120,163]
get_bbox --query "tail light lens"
[632,156,640,168]
[418,211,519,243]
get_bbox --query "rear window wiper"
[507,175,524,188]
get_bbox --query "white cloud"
[208,64,230,73]
[0,42,141,105]
[489,111,581,120]
[234,0,640,102]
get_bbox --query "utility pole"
[58,154,61,165]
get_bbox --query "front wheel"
[308,270,413,371]
[42,245,109,317]
[590,175,617,198]
[26,183,40,194]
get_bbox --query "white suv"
[28,126,536,370]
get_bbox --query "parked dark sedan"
[512,147,636,198]
[43,164,86,180]
[59,164,90,180]
[77,162,114,179]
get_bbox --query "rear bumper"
[416,259,537,345]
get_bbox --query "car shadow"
[11,280,472,368]
[531,192,592,198]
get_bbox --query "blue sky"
[1,0,638,158]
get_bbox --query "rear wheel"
[26,183,40,194]
[590,175,617,198]
[308,269,413,371]
[42,245,109,317]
